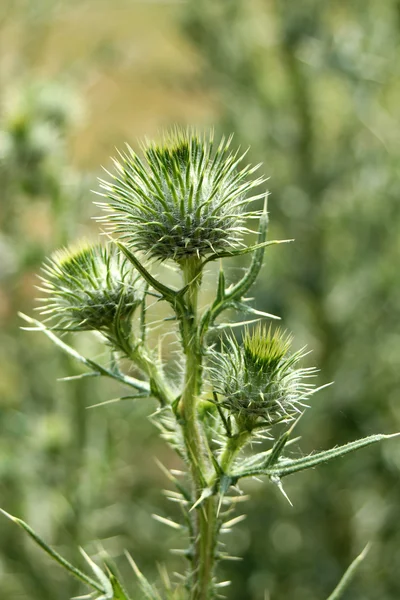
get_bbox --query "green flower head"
[38,243,144,337]
[96,129,265,263]
[209,325,318,430]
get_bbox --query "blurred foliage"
[0,1,399,599]
[0,3,210,599]
[181,1,400,599]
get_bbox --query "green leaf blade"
[0,509,103,594]
[235,433,400,479]
[326,544,371,600]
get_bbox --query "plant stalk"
[220,431,251,473]
[178,258,217,600]
[132,345,175,406]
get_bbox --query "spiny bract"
[38,243,144,332]
[96,129,265,263]
[208,325,319,430]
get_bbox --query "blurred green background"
[1,1,400,599]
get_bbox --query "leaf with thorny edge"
[19,312,150,394]
[199,196,283,341]
[233,433,400,480]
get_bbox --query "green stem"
[131,345,174,406]
[196,499,217,600]
[178,258,217,600]
[220,431,251,473]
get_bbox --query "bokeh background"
[1,1,400,599]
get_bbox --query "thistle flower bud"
[208,325,318,431]
[96,129,265,263]
[38,243,144,345]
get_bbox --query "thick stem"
[178,258,205,480]
[178,258,217,600]
[196,498,217,600]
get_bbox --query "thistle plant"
[3,129,398,600]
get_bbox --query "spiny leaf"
[264,416,302,469]
[227,194,269,301]
[235,433,400,479]
[116,242,183,311]
[19,313,149,393]
[238,436,301,472]
[201,238,293,267]
[199,198,274,341]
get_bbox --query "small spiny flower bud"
[96,129,265,264]
[208,325,318,431]
[38,243,144,349]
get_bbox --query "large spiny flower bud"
[38,243,144,351]
[208,325,318,431]
[96,129,265,264]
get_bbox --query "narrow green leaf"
[220,474,236,496]
[265,417,302,469]
[116,242,183,311]
[216,266,226,302]
[19,313,150,394]
[198,199,280,341]
[239,436,301,472]
[235,433,400,479]
[0,509,103,594]
[227,195,269,301]
[326,544,370,600]
[201,238,293,267]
